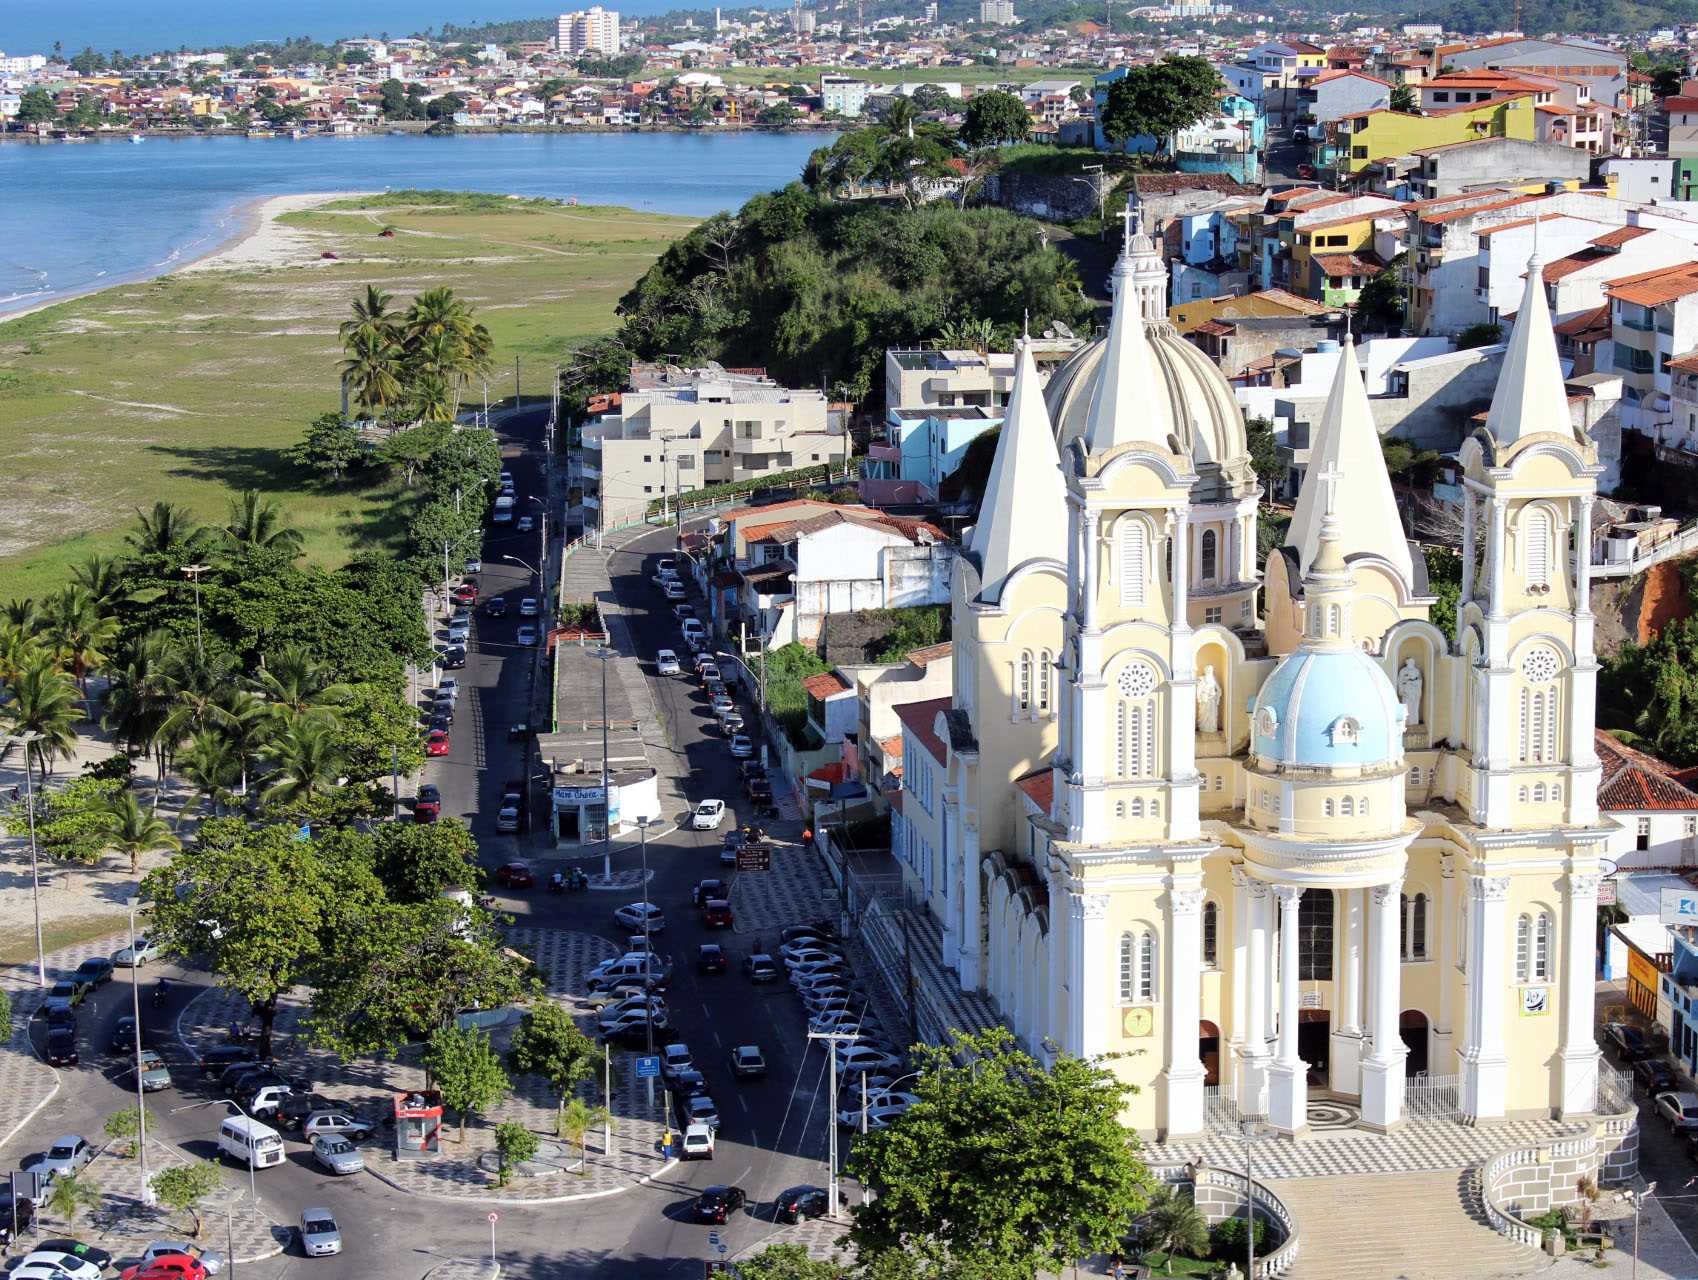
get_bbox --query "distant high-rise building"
[978,0,1016,24]
[924,1,938,19]
[556,7,622,56]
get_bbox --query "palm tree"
[221,490,305,558]
[0,621,48,691]
[100,790,181,873]
[259,715,346,804]
[3,598,46,637]
[45,585,118,692]
[214,688,272,799]
[103,632,176,804]
[2,657,80,786]
[253,644,353,722]
[403,287,476,353]
[44,1171,100,1229]
[339,284,399,348]
[409,370,455,424]
[556,1097,612,1172]
[157,649,236,749]
[176,732,239,825]
[880,94,916,138]
[125,501,209,561]
[340,327,406,420]
[68,555,131,616]
[1142,1187,1210,1274]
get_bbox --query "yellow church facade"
[938,214,1613,1139]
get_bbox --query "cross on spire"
[1119,203,1138,249]
[1316,461,1344,521]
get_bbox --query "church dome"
[1250,646,1404,771]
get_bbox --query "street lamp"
[180,564,210,659]
[125,897,154,1205]
[638,816,664,1108]
[1071,164,1106,240]
[3,731,46,986]
[1240,1118,1273,1279]
[591,647,616,883]
[1615,1182,1657,1280]
[172,1098,256,1278]
[501,553,539,581]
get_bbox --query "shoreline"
[0,189,372,323]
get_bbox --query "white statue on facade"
[1196,664,1221,734]
[1397,658,1424,728]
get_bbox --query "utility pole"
[514,356,521,405]
[807,1030,864,1218]
[593,648,615,882]
[4,731,45,986]
[442,541,453,615]
[180,563,210,659]
[126,897,154,1206]
[390,746,400,821]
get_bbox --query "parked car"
[516,623,539,646]
[1655,1090,1698,1131]
[691,878,727,907]
[19,1250,104,1280]
[718,710,745,737]
[301,1112,377,1142]
[199,1045,260,1078]
[691,799,726,830]
[496,862,535,889]
[731,1044,767,1080]
[691,1185,746,1224]
[1606,1023,1654,1061]
[277,1094,337,1132]
[245,1084,292,1118]
[780,923,842,946]
[445,618,470,644]
[414,784,442,823]
[495,789,523,833]
[44,981,84,1015]
[656,649,680,675]
[726,733,753,759]
[742,953,780,983]
[35,1135,94,1181]
[516,516,534,534]
[72,957,114,993]
[112,936,158,967]
[1635,1058,1683,1093]
[298,1209,342,1258]
[120,1256,205,1280]
[680,1123,714,1160]
[425,730,451,757]
[43,1028,78,1066]
[464,557,482,575]
[660,1043,695,1082]
[662,580,685,601]
[775,1185,828,1224]
[519,596,539,617]
[136,1050,172,1092]
[136,1245,223,1277]
[311,1136,364,1176]
[838,1101,912,1131]
[696,944,728,975]
[683,1093,721,1129]
[613,902,666,933]
[439,646,466,670]
[834,1045,903,1076]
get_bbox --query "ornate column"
[1330,889,1365,1096]
[1069,892,1111,1060]
[1573,496,1594,613]
[1268,884,1308,1136]
[1228,867,1250,1091]
[1360,882,1408,1131]
[1461,487,1477,608]
[959,823,983,992]
[1559,868,1602,1117]
[1433,855,1457,1074]
[1165,878,1207,1136]
[1081,510,1101,633]
[1487,496,1507,620]
[1238,879,1272,1117]
[1171,509,1191,629]
[1460,875,1511,1123]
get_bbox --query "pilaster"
[1165,878,1207,1137]
[1460,874,1511,1123]
[1330,887,1364,1097]
[1359,882,1408,1132]
[1070,891,1112,1060]
[1559,868,1602,1118]
[1268,884,1308,1137]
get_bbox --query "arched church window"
[1202,901,1219,966]
[1137,931,1157,1002]
[1401,892,1428,961]
[1328,717,1360,746]
[1118,932,1135,1002]
[1119,521,1148,607]
[1129,797,1144,817]
[1533,783,1547,803]
[1323,798,1334,817]
[1116,663,1159,778]
[1341,795,1355,817]
[1515,914,1532,981]
[1533,912,1552,980]
[1517,787,1528,803]
[1201,529,1218,582]
[1115,801,1126,819]
[1015,651,1033,717]
[1328,603,1342,636]
[1038,649,1054,716]
[1150,799,1161,817]
[1523,506,1552,590]
[1553,784,1563,801]
[1360,795,1369,815]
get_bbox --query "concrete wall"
[885,543,955,609]
[982,170,1101,222]
[1420,137,1591,199]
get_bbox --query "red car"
[496,862,535,889]
[454,583,478,605]
[426,729,451,757]
[702,899,733,929]
[414,784,442,823]
[121,1258,208,1280]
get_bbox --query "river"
[0,130,830,316]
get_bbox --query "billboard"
[1659,887,1698,925]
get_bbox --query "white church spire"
[966,337,1068,603]
[1482,236,1577,447]
[1287,333,1413,587]
[1080,208,1178,456]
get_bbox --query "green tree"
[1099,57,1221,149]
[1456,321,1503,350]
[1356,267,1406,332]
[0,987,11,1039]
[1389,84,1418,113]
[1244,415,1283,495]
[222,491,305,559]
[177,731,241,823]
[99,790,181,873]
[379,426,441,488]
[1141,1186,1210,1273]
[493,1122,538,1186]
[846,1026,1155,1280]
[258,715,346,805]
[757,102,800,126]
[3,657,81,785]
[125,501,212,564]
[289,413,362,486]
[151,1162,222,1237]
[45,1172,100,1227]
[369,819,480,902]
[8,775,126,864]
[911,83,951,113]
[44,584,117,692]
[104,1106,141,1157]
[424,1025,510,1140]
[1653,66,1684,98]
[507,1001,605,1126]
[959,89,1030,147]
[556,1096,611,1171]
[730,1244,845,1279]
[16,89,57,124]
[340,327,406,420]
[142,822,335,1056]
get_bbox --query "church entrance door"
[1298,1009,1329,1087]
[1199,1020,1221,1086]
[1400,1009,1430,1075]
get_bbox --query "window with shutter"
[1524,507,1551,588]
[1119,521,1147,607]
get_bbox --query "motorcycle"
[548,870,566,894]
[151,982,168,1009]
[567,867,588,892]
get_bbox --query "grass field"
[0,195,694,602]
[717,63,1106,87]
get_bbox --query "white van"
[219,1116,285,1169]
[492,494,516,523]
[680,618,705,643]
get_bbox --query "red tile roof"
[1591,226,1652,248]
[1014,768,1054,816]
[1554,304,1610,341]
[1665,351,1698,375]
[893,696,951,764]
[905,642,953,667]
[1596,730,1698,812]
[1607,265,1698,307]
[1313,252,1383,276]
[802,671,852,699]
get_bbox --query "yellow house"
[1327,94,1537,175]
[1290,211,1381,301]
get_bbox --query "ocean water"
[0,130,828,315]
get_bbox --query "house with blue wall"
[879,405,1001,493]
[1093,70,1265,183]
[1170,196,1258,303]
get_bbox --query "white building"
[821,74,872,118]
[0,54,47,76]
[1596,731,1698,869]
[979,0,1017,23]
[557,7,622,56]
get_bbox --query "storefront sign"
[1661,887,1698,925]
[1598,878,1617,907]
[1628,947,1661,1020]
[553,785,605,806]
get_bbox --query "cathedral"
[938,213,1611,1139]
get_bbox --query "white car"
[519,596,539,617]
[516,516,534,533]
[464,557,482,574]
[691,800,726,830]
[1655,1089,1698,1130]
[112,936,158,967]
[613,902,667,934]
[656,649,681,676]
[34,1135,93,1181]
[662,580,685,600]
[438,677,460,700]
[811,1009,872,1035]
[709,693,734,716]
[516,624,538,646]
[835,1045,904,1075]
[299,1208,342,1257]
[446,618,470,644]
[728,734,753,758]
[14,1253,102,1280]
[837,1101,912,1131]
[680,1122,714,1160]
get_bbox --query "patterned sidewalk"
[176,927,671,1204]
[729,838,839,937]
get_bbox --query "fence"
[1205,1084,1240,1131]
[1596,1065,1634,1117]
[1405,1072,1460,1120]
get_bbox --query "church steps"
[1273,1170,1544,1280]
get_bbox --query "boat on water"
[130,133,144,143]
[290,128,308,140]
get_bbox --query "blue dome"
[1251,648,1403,770]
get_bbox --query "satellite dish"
[1042,328,1056,339]
[1053,320,1075,338]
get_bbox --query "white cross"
[1120,203,1138,245]
[1316,461,1344,519]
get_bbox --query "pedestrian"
[1109,1253,1124,1279]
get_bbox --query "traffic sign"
[717,1245,728,1256]
[634,1054,661,1080]
[488,1211,500,1223]
[737,846,770,872]
[707,1230,720,1246]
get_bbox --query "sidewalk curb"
[423,1260,501,1280]
[364,1155,679,1207]
[0,1027,61,1158]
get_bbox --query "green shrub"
[1209,1214,1267,1260]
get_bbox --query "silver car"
[112,937,158,967]
[311,1136,364,1176]
[299,1208,342,1257]
[136,1049,172,1092]
[35,1135,92,1181]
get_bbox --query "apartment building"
[1602,263,1698,434]
[979,0,1017,23]
[1405,135,1591,201]
[1322,94,1536,179]
[882,340,1081,417]
[821,74,872,117]
[581,364,846,527]
[1439,36,1627,111]
[1472,214,1613,326]
[1541,226,1698,323]
[556,7,620,55]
